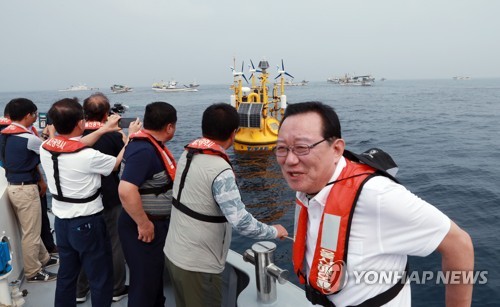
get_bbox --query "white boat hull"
[153,88,198,92]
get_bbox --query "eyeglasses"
[274,138,328,157]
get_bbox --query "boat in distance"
[110,84,133,94]
[58,84,95,92]
[152,80,198,92]
[328,74,375,86]
[283,79,309,86]
[229,58,291,152]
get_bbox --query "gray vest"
[164,151,232,274]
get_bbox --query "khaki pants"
[7,184,50,278]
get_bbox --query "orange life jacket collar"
[184,137,230,164]
[129,130,176,180]
[42,136,88,153]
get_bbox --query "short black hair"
[143,101,177,131]
[202,103,239,141]
[83,92,110,121]
[3,101,11,117]
[48,98,84,134]
[7,98,37,121]
[281,101,342,139]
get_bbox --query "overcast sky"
[1,0,499,92]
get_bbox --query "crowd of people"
[0,96,473,307]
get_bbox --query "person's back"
[39,97,123,306]
[166,151,233,272]
[164,103,287,307]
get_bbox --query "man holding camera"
[74,93,141,303]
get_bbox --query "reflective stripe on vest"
[293,160,375,294]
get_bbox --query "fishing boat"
[110,84,133,94]
[0,168,307,306]
[152,80,198,92]
[283,79,309,86]
[58,84,93,92]
[187,80,199,88]
[230,59,289,152]
[328,74,374,86]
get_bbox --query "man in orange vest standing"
[118,101,177,307]
[276,101,473,307]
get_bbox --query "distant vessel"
[328,74,374,86]
[453,76,471,80]
[188,80,200,88]
[230,58,288,152]
[58,84,93,92]
[110,84,133,93]
[283,79,309,86]
[152,80,198,92]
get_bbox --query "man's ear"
[333,138,345,158]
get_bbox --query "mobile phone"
[118,117,137,128]
[38,112,52,129]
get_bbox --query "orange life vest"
[42,136,88,153]
[128,130,176,181]
[42,136,102,203]
[1,123,40,137]
[184,137,231,164]
[293,159,375,295]
[1,124,31,135]
[0,117,11,126]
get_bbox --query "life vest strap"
[52,188,102,204]
[172,149,227,223]
[172,198,227,223]
[49,151,101,204]
[349,261,409,307]
[139,182,173,196]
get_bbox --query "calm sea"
[1,79,498,306]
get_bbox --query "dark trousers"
[77,205,126,297]
[118,210,168,307]
[40,194,56,253]
[54,213,113,307]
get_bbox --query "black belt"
[9,181,38,185]
[146,213,169,221]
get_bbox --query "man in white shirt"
[276,101,473,307]
[40,98,123,307]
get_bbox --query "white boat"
[58,84,93,92]
[0,167,307,306]
[152,80,198,92]
[453,76,471,80]
[282,79,309,86]
[110,84,133,94]
[329,74,374,86]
